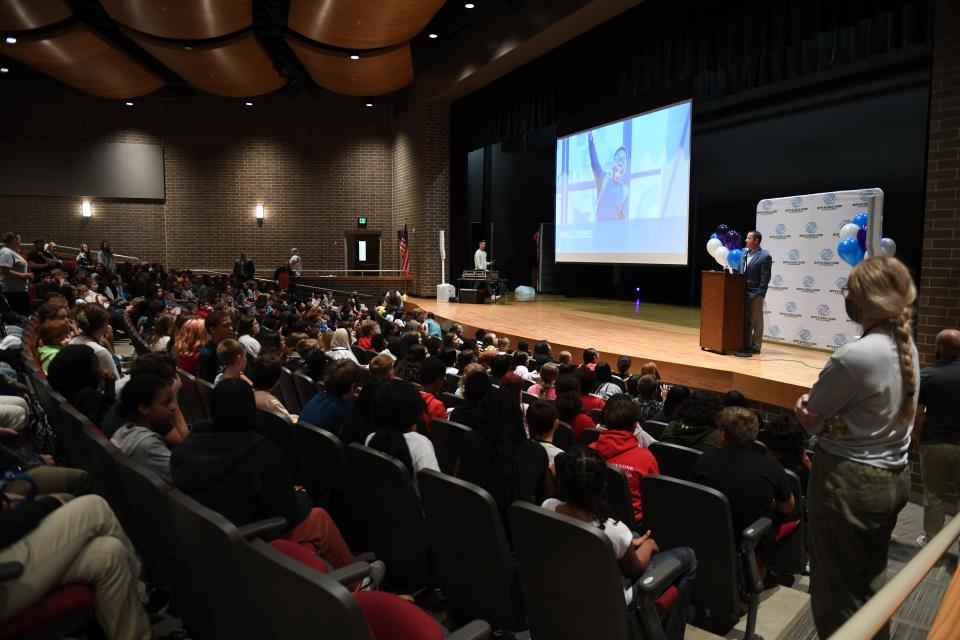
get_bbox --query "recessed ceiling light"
[465,3,475,8]
[428,33,438,39]
[0,67,8,73]
[5,36,17,44]
[245,101,253,106]
[365,103,373,107]
[350,54,360,60]
[125,101,134,106]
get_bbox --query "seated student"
[555,375,595,439]
[251,354,297,421]
[489,354,512,387]
[530,340,555,371]
[174,317,208,376]
[69,304,120,382]
[48,344,115,428]
[197,310,235,383]
[616,355,632,381]
[367,353,394,380]
[36,319,71,373]
[236,314,262,357]
[633,374,664,422]
[542,449,696,640]
[298,359,360,434]
[650,384,689,424]
[594,362,621,400]
[215,338,251,386]
[418,356,448,430]
[527,362,558,399]
[449,368,492,429]
[761,415,811,496]
[527,401,564,481]
[110,374,176,483]
[590,395,659,527]
[579,347,600,371]
[660,390,722,453]
[557,350,573,366]
[99,352,189,446]
[441,348,458,376]
[150,313,176,352]
[326,328,360,364]
[0,494,151,640]
[0,426,91,496]
[366,379,440,482]
[690,407,795,550]
[575,367,606,413]
[457,387,550,516]
[171,379,377,578]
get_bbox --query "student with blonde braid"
[794,256,919,639]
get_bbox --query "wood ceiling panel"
[124,29,284,97]
[289,0,444,50]
[100,0,251,40]
[287,38,413,96]
[0,24,163,98]
[0,0,72,31]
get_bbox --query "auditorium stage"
[408,295,829,410]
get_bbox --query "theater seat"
[430,418,471,475]
[0,563,93,640]
[648,442,701,479]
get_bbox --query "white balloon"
[706,238,722,256]
[879,237,897,257]
[714,246,730,266]
[840,223,860,241]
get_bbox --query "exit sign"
[357,217,368,227]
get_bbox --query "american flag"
[399,224,410,272]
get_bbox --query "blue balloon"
[852,212,869,228]
[837,238,865,267]
[710,233,718,240]
[727,248,744,269]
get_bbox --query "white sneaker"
[916,534,930,548]
[360,560,386,590]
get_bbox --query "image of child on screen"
[588,130,629,221]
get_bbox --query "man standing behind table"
[289,248,302,277]
[474,240,494,270]
[914,329,960,548]
[233,252,255,281]
[737,230,772,355]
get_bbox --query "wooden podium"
[700,271,746,354]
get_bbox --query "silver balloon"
[706,238,722,256]
[713,246,730,267]
[839,223,860,241]
[879,237,897,257]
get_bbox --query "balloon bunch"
[837,212,897,266]
[706,224,745,269]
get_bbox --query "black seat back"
[604,464,636,529]
[277,367,303,414]
[642,420,668,440]
[293,372,319,409]
[579,427,602,447]
[641,474,739,616]
[255,409,303,483]
[166,490,272,639]
[244,538,373,640]
[509,502,632,640]
[176,369,208,425]
[419,470,524,631]
[77,424,139,541]
[346,444,433,589]
[195,377,214,416]
[430,418,471,475]
[440,392,465,409]
[294,420,346,492]
[554,422,577,452]
[54,403,96,473]
[649,442,702,479]
[762,469,806,575]
[444,373,460,394]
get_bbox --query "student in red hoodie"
[590,394,659,528]
[418,357,449,432]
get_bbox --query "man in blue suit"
[738,230,772,354]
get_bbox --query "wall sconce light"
[82,200,92,218]
[255,203,264,227]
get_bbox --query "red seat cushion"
[654,585,680,617]
[0,584,94,640]
[775,520,801,542]
[268,539,329,574]
[354,591,444,640]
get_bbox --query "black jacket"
[170,430,310,533]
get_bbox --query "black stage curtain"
[451,0,931,153]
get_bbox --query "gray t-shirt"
[0,247,27,293]
[807,331,919,469]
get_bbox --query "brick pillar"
[918,0,960,365]
[392,101,450,296]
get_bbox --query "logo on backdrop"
[833,334,848,347]
[780,301,802,319]
[859,189,874,203]
[800,221,823,239]
[767,325,784,341]
[817,192,843,211]
[814,248,840,267]
[829,277,847,295]
[794,328,818,347]
[763,299,770,315]
[785,196,807,213]
[811,303,836,322]
[769,274,788,292]
[797,275,820,294]
[782,249,805,266]
[769,223,791,240]
[758,199,775,214]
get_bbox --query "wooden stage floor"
[408,294,829,409]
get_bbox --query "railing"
[185,269,381,300]
[829,512,960,639]
[49,243,140,264]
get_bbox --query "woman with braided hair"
[794,256,919,639]
[542,448,696,640]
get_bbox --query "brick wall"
[917,0,960,364]
[392,101,451,296]
[0,86,398,277]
